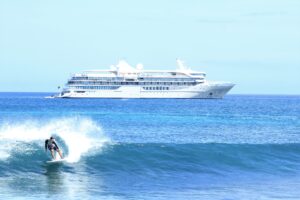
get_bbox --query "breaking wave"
[0,117,110,163]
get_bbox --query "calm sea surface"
[0,93,300,199]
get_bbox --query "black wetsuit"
[45,139,59,151]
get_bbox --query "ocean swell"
[86,143,300,176]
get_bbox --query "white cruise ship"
[57,60,234,98]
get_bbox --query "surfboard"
[46,158,67,164]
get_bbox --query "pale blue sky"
[0,0,299,94]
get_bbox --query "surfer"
[45,136,63,160]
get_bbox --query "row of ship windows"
[73,86,120,90]
[71,77,202,81]
[68,81,197,86]
[143,87,169,90]
[72,77,123,81]
[140,78,204,81]
[71,86,171,91]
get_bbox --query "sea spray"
[0,117,110,163]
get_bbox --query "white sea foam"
[0,117,110,163]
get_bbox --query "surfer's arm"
[45,140,48,151]
[53,141,59,149]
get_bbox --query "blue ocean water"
[0,93,300,199]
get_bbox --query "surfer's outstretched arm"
[45,140,48,152]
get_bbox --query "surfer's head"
[50,136,55,140]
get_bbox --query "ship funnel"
[176,59,190,71]
[116,60,137,74]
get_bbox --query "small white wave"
[0,117,110,163]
